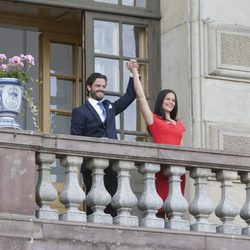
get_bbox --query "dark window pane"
[124,100,136,131]
[50,77,73,111]
[94,20,119,55]
[94,0,118,4]
[122,25,147,58]
[50,43,72,75]
[122,0,146,7]
[95,57,120,92]
[50,113,71,134]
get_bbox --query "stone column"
[111,160,138,226]
[59,156,86,222]
[163,165,189,230]
[189,168,215,232]
[36,153,58,220]
[85,158,112,224]
[239,172,250,236]
[138,163,164,228]
[215,170,241,235]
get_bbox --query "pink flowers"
[0,54,7,61]
[0,53,35,82]
[0,54,35,69]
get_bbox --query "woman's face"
[162,92,176,113]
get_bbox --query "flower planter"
[0,78,22,129]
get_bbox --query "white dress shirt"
[88,97,106,122]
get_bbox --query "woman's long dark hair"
[153,89,178,120]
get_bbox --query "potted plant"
[0,53,39,129]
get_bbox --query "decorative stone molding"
[138,163,164,228]
[205,22,250,81]
[36,153,58,220]
[215,170,241,235]
[240,172,250,236]
[205,122,250,153]
[2,130,250,237]
[85,158,112,224]
[189,168,215,232]
[111,160,138,226]
[59,156,86,222]
[162,165,189,231]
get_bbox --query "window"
[45,39,82,134]
[85,12,160,142]
[94,19,148,141]
[94,0,146,8]
[0,1,161,141]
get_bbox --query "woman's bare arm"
[127,60,153,125]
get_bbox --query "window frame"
[84,11,161,140]
[39,33,82,133]
[15,0,160,19]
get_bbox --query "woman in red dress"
[127,59,185,217]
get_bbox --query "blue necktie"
[98,102,107,122]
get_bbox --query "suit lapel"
[86,101,103,124]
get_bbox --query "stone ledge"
[0,216,250,250]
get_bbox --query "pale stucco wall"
[161,0,250,151]
[160,0,250,226]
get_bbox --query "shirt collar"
[88,97,101,107]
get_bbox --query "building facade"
[0,0,161,140]
[1,0,250,249]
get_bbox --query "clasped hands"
[126,59,139,73]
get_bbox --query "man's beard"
[89,90,105,101]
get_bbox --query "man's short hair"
[86,73,107,88]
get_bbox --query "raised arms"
[127,59,153,126]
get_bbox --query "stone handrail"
[0,129,250,236]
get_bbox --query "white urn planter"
[0,78,22,129]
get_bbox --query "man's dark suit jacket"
[70,77,136,139]
[70,77,135,216]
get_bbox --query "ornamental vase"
[0,78,22,129]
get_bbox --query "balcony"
[0,129,250,249]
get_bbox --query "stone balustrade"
[0,129,250,238]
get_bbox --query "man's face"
[87,78,107,101]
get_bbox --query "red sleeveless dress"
[147,113,186,211]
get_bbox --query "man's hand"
[126,59,139,72]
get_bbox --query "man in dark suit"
[71,72,136,216]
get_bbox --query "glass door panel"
[50,78,73,111]
[95,57,120,92]
[122,24,147,58]
[50,43,73,75]
[122,0,146,7]
[95,0,118,4]
[49,42,76,134]
[50,113,72,134]
[94,20,119,55]
[91,17,148,141]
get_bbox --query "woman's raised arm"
[127,59,153,125]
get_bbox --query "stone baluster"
[215,170,241,235]
[111,160,138,226]
[59,156,86,222]
[239,172,250,236]
[85,158,112,224]
[163,165,189,230]
[137,163,164,228]
[36,153,58,220]
[189,168,215,232]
